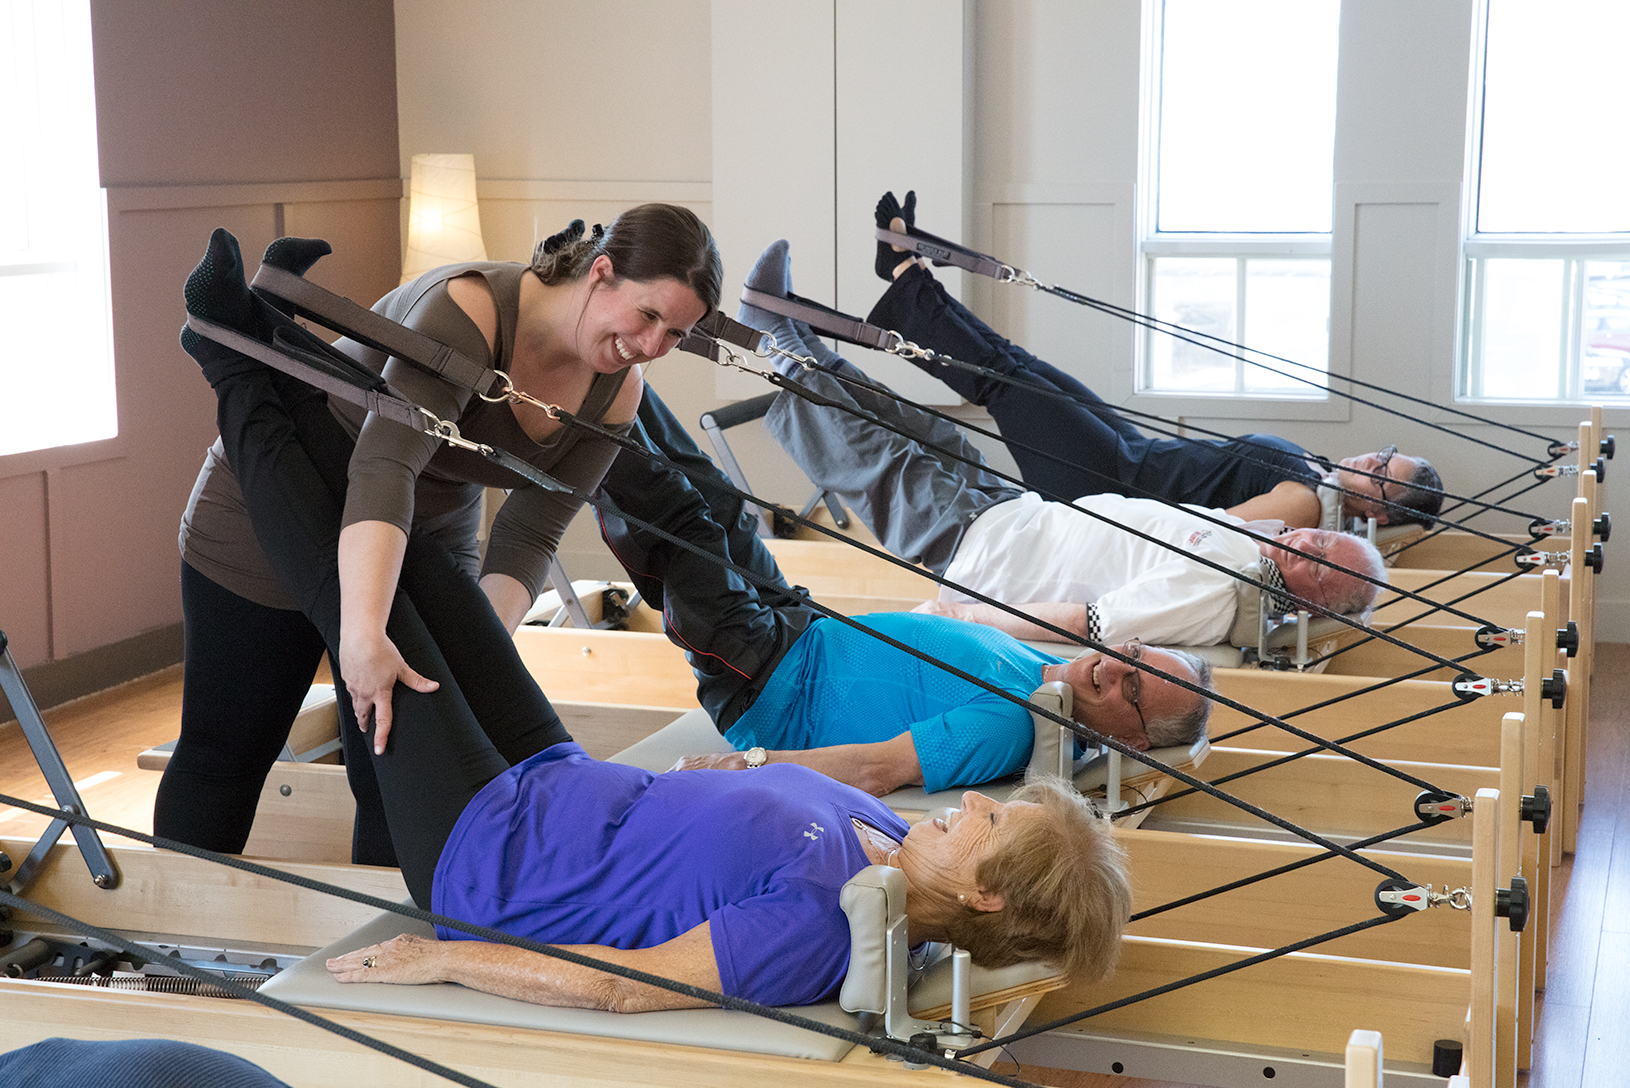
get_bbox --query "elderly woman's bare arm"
[326,923,721,1013]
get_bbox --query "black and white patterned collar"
[1259,558,1299,616]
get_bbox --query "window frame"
[1125,0,1348,424]
[1452,0,1630,412]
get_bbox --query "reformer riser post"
[1563,492,1594,854]
[1496,715,1525,1084]
[1468,787,1504,1088]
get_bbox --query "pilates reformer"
[3,619,1551,1088]
[54,239,1603,1088]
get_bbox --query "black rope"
[907,346,1549,532]
[1387,464,1553,560]
[185,307,1425,886]
[743,354,1502,645]
[1303,615,1502,670]
[1027,277,1563,453]
[1128,820,1442,922]
[1139,696,1473,815]
[0,887,502,1088]
[577,473,1420,877]
[956,911,1410,1058]
[534,406,1459,834]
[0,796,1042,1088]
[1208,653,1483,745]
[1370,565,1534,618]
[886,224,1563,451]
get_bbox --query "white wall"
[393,0,1624,636]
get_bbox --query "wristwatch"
[743,746,768,769]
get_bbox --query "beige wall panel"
[988,200,1128,383]
[394,0,712,184]
[280,199,404,309]
[90,0,398,187]
[45,204,275,658]
[0,474,51,669]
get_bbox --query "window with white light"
[1459,0,1630,403]
[1142,0,1339,397]
[0,0,117,458]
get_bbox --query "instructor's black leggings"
[206,359,570,907]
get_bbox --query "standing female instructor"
[161,206,719,863]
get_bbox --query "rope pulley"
[1451,673,1521,701]
[1514,547,1567,571]
[1414,790,1470,824]
[1521,786,1552,834]
[1495,877,1530,933]
[1557,621,1580,657]
[1539,512,1613,542]
[1533,457,1605,481]
[1552,436,1619,459]
[1474,625,1521,650]
[1374,878,1470,917]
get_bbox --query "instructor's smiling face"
[1041,642,1201,751]
[577,256,709,373]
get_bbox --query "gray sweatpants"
[765,356,1022,575]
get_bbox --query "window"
[1141,0,1339,397]
[1459,0,1630,404]
[1,0,117,457]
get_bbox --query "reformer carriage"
[1,234,1613,1088]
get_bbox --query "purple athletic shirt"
[431,742,912,1006]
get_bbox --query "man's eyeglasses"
[1122,639,1148,735]
[1373,444,1398,509]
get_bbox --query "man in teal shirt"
[595,392,1212,797]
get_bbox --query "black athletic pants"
[867,263,1150,499]
[595,391,814,730]
[201,357,570,906]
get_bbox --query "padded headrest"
[1027,680,1073,779]
[1228,562,1267,647]
[1260,611,1365,650]
[838,865,907,1015]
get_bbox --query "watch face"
[745,746,767,768]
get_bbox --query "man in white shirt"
[747,317,1385,649]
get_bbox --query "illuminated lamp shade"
[400,153,488,284]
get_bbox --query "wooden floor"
[2,648,1627,1088]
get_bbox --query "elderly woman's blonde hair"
[941,776,1131,982]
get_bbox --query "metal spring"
[40,973,263,999]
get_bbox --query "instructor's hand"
[339,632,439,754]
